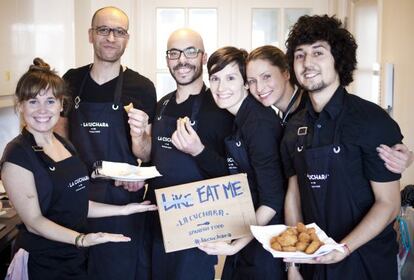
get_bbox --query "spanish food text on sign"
[155,173,256,252]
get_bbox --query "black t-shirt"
[157,87,234,178]
[63,65,157,123]
[281,86,402,182]
[234,95,285,215]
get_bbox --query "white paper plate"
[92,161,162,182]
[250,223,345,259]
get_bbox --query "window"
[252,8,311,50]
[156,8,217,97]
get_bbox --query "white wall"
[0,0,75,105]
[380,0,414,187]
[0,0,75,155]
[0,107,20,156]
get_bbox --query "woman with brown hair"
[1,58,156,280]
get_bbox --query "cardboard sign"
[155,173,256,253]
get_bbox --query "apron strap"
[21,128,56,171]
[281,87,301,126]
[74,64,92,109]
[112,66,124,108]
[21,128,73,214]
[156,83,207,126]
[295,93,348,153]
[75,64,124,110]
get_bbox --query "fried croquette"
[298,232,311,243]
[282,246,297,252]
[124,102,133,113]
[297,222,307,233]
[277,232,298,247]
[305,240,322,254]
[271,241,282,251]
[269,223,323,254]
[295,241,309,252]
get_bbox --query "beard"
[303,80,326,93]
[169,62,203,86]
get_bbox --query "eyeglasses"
[92,26,129,38]
[166,47,203,60]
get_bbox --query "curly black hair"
[285,14,357,87]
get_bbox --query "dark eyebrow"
[294,47,304,53]
[312,43,328,50]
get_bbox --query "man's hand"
[198,241,238,256]
[114,180,145,192]
[121,201,157,215]
[377,143,413,173]
[171,117,204,156]
[127,108,150,138]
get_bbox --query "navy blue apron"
[149,86,217,280]
[68,66,147,280]
[220,106,285,280]
[19,128,88,280]
[293,95,397,280]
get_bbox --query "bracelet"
[81,234,86,247]
[343,243,351,256]
[75,233,85,248]
[285,262,300,271]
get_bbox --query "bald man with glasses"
[132,28,234,280]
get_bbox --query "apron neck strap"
[158,83,207,121]
[21,128,55,171]
[296,93,348,150]
[282,86,301,126]
[21,128,76,171]
[76,65,124,108]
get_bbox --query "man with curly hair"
[281,15,402,279]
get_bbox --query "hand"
[127,108,149,138]
[114,180,145,192]
[171,117,204,156]
[287,265,303,280]
[284,249,348,265]
[198,241,238,256]
[83,232,131,247]
[121,201,157,215]
[377,143,413,173]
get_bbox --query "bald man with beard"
[132,28,234,280]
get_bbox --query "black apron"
[293,95,397,280]
[19,128,88,280]
[221,102,285,280]
[149,87,217,280]
[68,66,147,280]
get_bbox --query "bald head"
[91,6,129,30]
[167,28,205,51]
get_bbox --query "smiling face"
[166,29,206,86]
[293,40,339,94]
[209,63,248,115]
[19,88,62,135]
[89,8,129,63]
[246,58,291,109]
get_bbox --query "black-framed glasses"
[166,47,203,60]
[92,26,129,38]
